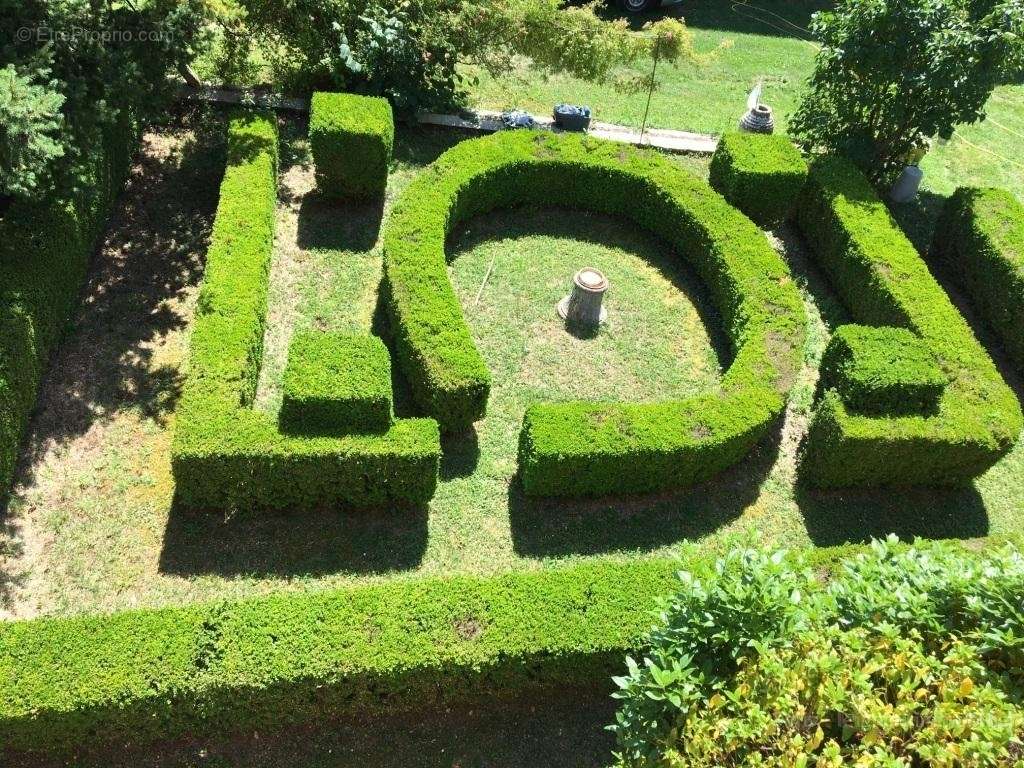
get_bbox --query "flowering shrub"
[611,538,1024,767]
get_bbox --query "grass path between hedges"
[466,1,1024,205]
[2,114,1023,620]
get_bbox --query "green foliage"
[795,155,1022,487]
[381,130,806,495]
[171,111,439,510]
[934,186,1024,372]
[708,132,808,228]
[819,325,946,415]
[611,538,1024,767]
[790,0,1024,187]
[280,331,393,435]
[0,64,64,200]
[0,111,137,497]
[216,0,691,112]
[0,0,212,200]
[309,92,393,199]
[0,556,680,755]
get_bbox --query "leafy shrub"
[708,132,808,228]
[934,186,1024,373]
[0,557,681,755]
[1,0,211,201]
[309,92,393,199]
[0,112,137,497]
[382,130,806,495]
[222,0,689,115]
[171,111,439,510]
[790,0,1024,187]
[280,331,393,435]
[611,538,1024,767]
[795,156,1021,487]
[819,324,946,415]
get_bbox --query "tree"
[0,64,65,201]
[209,0,695,115]
[790,0,1024,187]
[0,0,213,202]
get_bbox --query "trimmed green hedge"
[171,112,439,510]
[309,92,394,200]
[933,186,1024,372]
[795,157,1022,487]
[280,331,393,434]
[819,325,946,416]
[0,112,137,497]
[0,556,680,756]
[708,132,808,228]
[383,131,806,496]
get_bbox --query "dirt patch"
[0,118,224,619]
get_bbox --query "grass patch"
[1,117,1023,619]
[466,2,1024,205]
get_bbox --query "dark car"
[617,0,682,14]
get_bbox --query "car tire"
[617,0,660,13]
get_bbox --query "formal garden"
[2,0,1024,765]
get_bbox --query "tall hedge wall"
[170,112,440,510]
[0,557,680,756]
[933,186,1024,372]
[795,157,1022,487]
[383,131,806,497]
[0,113,138,497]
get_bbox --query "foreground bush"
[611,538,1024,767]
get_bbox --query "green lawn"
[4,115,1023,619]
[467,1,1024,204]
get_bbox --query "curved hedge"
[171,112,440,510]
[796,157,1022,487]
[382,131,807,497]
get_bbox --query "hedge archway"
[383,131,806,497]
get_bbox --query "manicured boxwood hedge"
[171,112,439,510]
[309,92,394,200]
[708,132,808,228]
[383,131,806,496]
[796,157,1022,487]
[0,556,680,756]
[819,325,946,416]
[280,331,393,434]
[0,113,137,498]
[933,186,1024,372]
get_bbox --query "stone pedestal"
[557,268,608,333]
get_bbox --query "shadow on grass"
[158,497,428,578]
[796,482,989,547]
[297,193,383,252]
[509,418,783,557]
[6,685,618,768]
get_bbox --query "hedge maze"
[383,130,808,497]
[795,157,1022,487]
[170,111,440,511]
